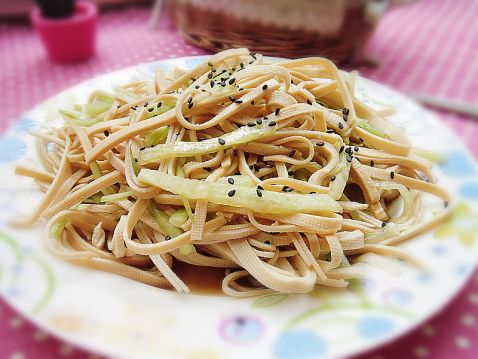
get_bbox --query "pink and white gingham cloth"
[1,1,478,358]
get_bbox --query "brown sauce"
[344,183,365,203]
[171,260,225,295]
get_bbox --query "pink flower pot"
[30,1,98,63]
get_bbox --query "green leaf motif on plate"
[252,293,289,308]
[0,231,55,314]
[434,202,478,247]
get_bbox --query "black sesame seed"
[234,100,243,104]
[165,235,171,241]
[262,84,268,90]
[251,100,255,105]
[338,122,344,130]
[188,102,193,109]
[238,87,244,91]
[140,147,145,150]
[143,102,148,107]
[247,122,256,127]
[346,154,353,162]
[309,192,316,194]
[184,116,189,121]
[228,189,236,197]
[228,177,234,185]
[264,240,271,245]
[343,114,349,122]
[211,67,217,73]
[316,141,324,146]
[354,146,359,152]
[228,78,236,85]
[330,175,336,181]
[381,222,387,228]
[370,160,375,167]
[157,102,163,107]
[326,129,335,134]
[256,118,263,125]
[339,146,345,154]
[218,138,226,145]
[288,171,295,176]
[343,108,350,116]
[345,147,352,154]
[263,116,268,120]
[444,201,449,208]
[249,60,254,64]
[289,149,296,157]
[256,189,263,197]
[257,185,264,190]
[207,72,213,79]
[220,81,226,87]
[104,130,109,137]
[240,62,245,69]
[228,96,236,102]
[275,108,280,116]
[253,164,260,171]
[147,107,154,112]
[187,96,193,103]
[359,137,364,142]
[249,164,254,170]
[390,171,395,179]
[210,80,215,87]
[306,99,312,105]
[268,121,277,127]
[282,186,293,193]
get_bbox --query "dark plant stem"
[34,0,76,19]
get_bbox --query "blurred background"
[1,0,477,358]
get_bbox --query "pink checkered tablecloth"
[1,0,478,358]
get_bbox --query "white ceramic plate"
[1,56,478,359]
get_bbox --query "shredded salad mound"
[14,48,451,296]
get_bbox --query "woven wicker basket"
[172,0,389,64]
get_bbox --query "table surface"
[1,0,478,358]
